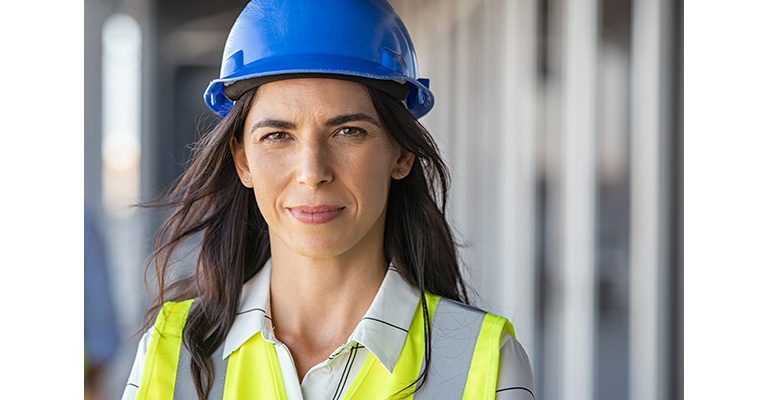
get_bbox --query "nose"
[296,137,332,189]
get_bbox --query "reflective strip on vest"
[172,340,228,399]
[138,293,514,399]
[414,298,486,400]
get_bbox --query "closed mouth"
[286,205,346,225]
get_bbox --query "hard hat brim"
[203,53,434,119]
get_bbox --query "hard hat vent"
[223,51,245,79]
[381,48,407,75]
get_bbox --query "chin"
[282,233,359,259]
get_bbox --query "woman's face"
[231,78,413,259]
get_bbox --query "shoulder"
[148,299,196,336]
[121,299,196,399]
[427,295,535,397]
[497,333,535,399]
[121,327,154,400]
[429,295,517,339]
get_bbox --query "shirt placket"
[300,341,365,400]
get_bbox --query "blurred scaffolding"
[84,0,682,399]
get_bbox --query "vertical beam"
[560,0,598,399]
[452,0,483,282]
[629,0,671,399]
[478,0,498,302]
[499,0,538,362]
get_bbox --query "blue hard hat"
[203,0,434,119]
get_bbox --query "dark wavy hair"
[141,83,469,399]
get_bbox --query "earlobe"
[229,136,253,188]
[392,151,416,180]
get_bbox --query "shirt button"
[321,365,332,375]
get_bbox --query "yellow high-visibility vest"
[136,293,516,399]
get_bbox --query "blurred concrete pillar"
[560,0,598,400]
[497,0,538,364]
[629,0,674,399]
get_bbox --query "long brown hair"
[141,83,469,399]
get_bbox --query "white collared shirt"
[122,261,534,399]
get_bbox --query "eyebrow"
[324,113,381,128]
[249,113,380,135]
[250,119,297,134]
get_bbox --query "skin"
[230,78,415,381]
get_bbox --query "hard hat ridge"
[203,0,435,119]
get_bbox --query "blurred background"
[83,0,682,399]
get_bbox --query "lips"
[287,205,346,225]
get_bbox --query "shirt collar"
[347,265,421,373]
[222,260,274,359]
[221,261,421,374]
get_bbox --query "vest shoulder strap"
[415,296,487,399]
[136,299,194,400]
[462,310,516,400]
[139,299,286,400]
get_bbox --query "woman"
[122,0,534,399]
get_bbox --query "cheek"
[247,151,287,214]
[348,149,396,204]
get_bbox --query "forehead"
[247,78,378,119]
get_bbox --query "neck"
[269,248,388,331]
[267,231,388,380]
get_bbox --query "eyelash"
[260,132,289,142]
[258,127,368,142]
[335,126,367,137]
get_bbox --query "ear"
[391,149,416,180]
[229,136,253,188]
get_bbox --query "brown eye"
[262,132,289,141]
[337,127,367,137]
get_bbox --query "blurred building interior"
[84,0,682,399]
